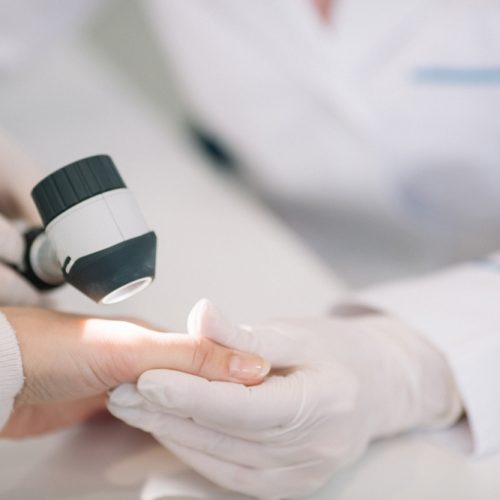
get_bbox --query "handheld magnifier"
[22,155,156,304]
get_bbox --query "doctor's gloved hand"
[0,214,40,306]
[108,299,463,500]
[0,132,41,224]
[0,133,45,306]
[0,307,269,438]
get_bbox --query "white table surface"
[0,42,499,500]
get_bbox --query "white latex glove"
[0,214,39,305]
[108,299,463,500]
[0,132,42,305]
[0,132,41,224]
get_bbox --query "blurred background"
[2,0,500,295]
[2,2,500,498]
[86,0,500,286]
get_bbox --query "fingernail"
[229,353,271,381]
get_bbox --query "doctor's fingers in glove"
[109,384,360,469]
[109,392,350,500]
[0,214,39,305]
[108,386,353,500]
[110,362,357,439]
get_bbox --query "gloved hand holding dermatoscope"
[18,155,156,304]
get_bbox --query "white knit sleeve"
[0,312,24,430]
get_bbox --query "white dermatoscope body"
[24,155,156,304]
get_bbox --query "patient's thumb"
[124,328,270,386]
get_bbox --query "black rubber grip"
[31,155,126,226]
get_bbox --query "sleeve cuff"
[346,263,500,456]
[0,312,24,430]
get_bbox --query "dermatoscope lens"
[100,277,153,305]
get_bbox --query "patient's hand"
[0,307,270,438]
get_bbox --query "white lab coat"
[146,0,500,455]
[1,0,500,456]
[147,0,500,282]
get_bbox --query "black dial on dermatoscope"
[32,155,126,227]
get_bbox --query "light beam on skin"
[83,317,152,340]
[81,318,187,348]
